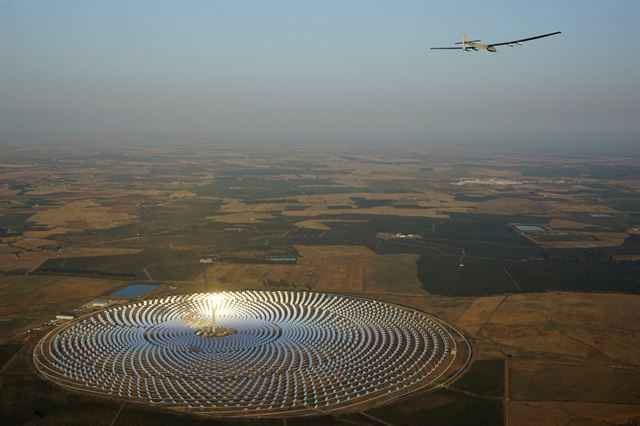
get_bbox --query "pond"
[110,284,158,298]
[513,225,545,232]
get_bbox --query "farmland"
[0,146,638,425]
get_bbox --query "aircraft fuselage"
[465,42,496,52]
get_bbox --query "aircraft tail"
[462,34,467,51]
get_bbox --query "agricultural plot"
[195,176,359,199]
[139,200,221,232]
[27,200,133,236]
[197,263,314,291]
[296,245,423,293]
[0,276,123,316]
[198,245,423,294]
[509,360,640,404]
[0,244,142,275]
[417,253,640,296]
[455,295,506,337]
[451,359,504,397]
[509,401,640,426]
[1,364,121,426]
[0,276,124,339]
[1,147,639,425]
[0,212,34,231]
[0,342,22,369]
[366,389,502,426]
[479,292,640,365]
[37,249,203,281]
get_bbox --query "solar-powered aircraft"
[431,31,561,53]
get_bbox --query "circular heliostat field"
[34,291,467,418]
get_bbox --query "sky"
[1,0,638,150]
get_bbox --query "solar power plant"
[33,291,465,418]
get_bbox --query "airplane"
[431,31,561,53]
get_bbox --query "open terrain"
[0,146,639,425]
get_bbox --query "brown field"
[28,200,132,233]
[23,227,74,238]
[363,253,423,293]
[509,401,640,426]
[206,212,276,223]
[380,292,473,326]
[293,219,369,231]
[558,324,640,366]
[0,276,124,316]
[537,234,627,249]
[460,292,640,425]
[196,263,315,291]
[9,238,58,251]
[296,245,423,292]
[455,295,506,337]
[293,220,331,231]
[0,187,19,197]
[217,198,289,213]
[548,201,619,214]
[0,276,124,339]
[473,198,548,215]
[549,218,596,229]
[509,360,640,404]
[314,263,366,291]
[1,149,639,425]
[296,245,376,259]
[479,293,640,364]
[522,227,628,249]
[195,245,424,294]
[57,247,142,257]
[0,249,48,273]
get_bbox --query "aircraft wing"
[430,47,463,50]
[488,31,561,47]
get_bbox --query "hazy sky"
[1,1,638,148]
